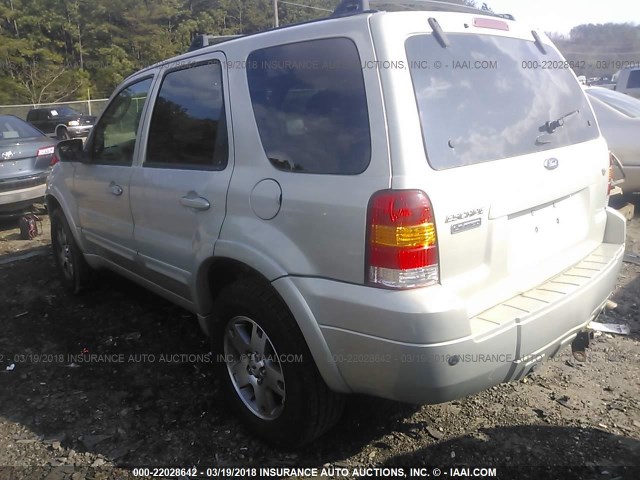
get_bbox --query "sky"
[484,0,640,36]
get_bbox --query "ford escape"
[46,0,626,447]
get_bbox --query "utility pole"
[273,0,279,27]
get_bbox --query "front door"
[73,77,154,270]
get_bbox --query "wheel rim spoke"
[227,322,251,355]
[253,381,267,411]
[263,361,285,395]
[229,360,250,388]
[250,322,267,354]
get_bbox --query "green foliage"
[0,1,637,104]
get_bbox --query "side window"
[90,78,152,165]
[247,38,371,175]
[145,61,228,170]
[627,70,640,89]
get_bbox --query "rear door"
[374,13,608,316]
[129,54,232,300]
[73,77,153,270]
[27,111,46,133]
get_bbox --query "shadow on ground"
[381,425,639,479]
[0,243,638,475]
[0,255,421,468]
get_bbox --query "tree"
[0,0,637,106]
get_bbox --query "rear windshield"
[586,88,640,118]
[0,116,43,140]
[406,34,598,170]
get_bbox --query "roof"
[186,0,514,52]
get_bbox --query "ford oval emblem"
[544,158,559,170]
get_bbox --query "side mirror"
[56,139,85,163]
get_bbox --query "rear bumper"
[276,208,626,404]
[0,183,46,213]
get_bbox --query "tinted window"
[627,70,640,89]
[587,88,640,118]
[27,110,43,121]
[247,38,371,175]
[91,78,152,165]
[146,61,228,170]
[406,34,598,169]
[0,116,43,140]
[53,107,81,116]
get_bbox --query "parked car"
[611,66,640,99]
[46,0,626,447]
[586,86,640,194]
[26,107,96,140]
[0,115,57,214]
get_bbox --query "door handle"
[180,193,210,211]
[108,182,123,196]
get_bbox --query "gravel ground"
[0,203,638,480]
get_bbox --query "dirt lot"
[0,203,638,480]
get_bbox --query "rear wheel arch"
[197,257,272,315]
[209,276,345,447]
[198,256,351,394]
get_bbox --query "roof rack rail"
[186,1,516,54]
[332,1,513,20]
[188,34,243,52]
[332,0,371,17]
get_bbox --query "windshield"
[0,115,44,140]
[406,34,598,169]
[586,88,640,118]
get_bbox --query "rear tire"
[50,209,91,294]
[210,278,344,448]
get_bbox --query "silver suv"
[46,0,626,447]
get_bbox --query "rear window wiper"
[542,109,579,134]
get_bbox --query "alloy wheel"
[223,316,286,420]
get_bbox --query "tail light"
[366,189,439,289]
[608,154,613,195]
[608,151,625,195]
[37,145,57,166]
